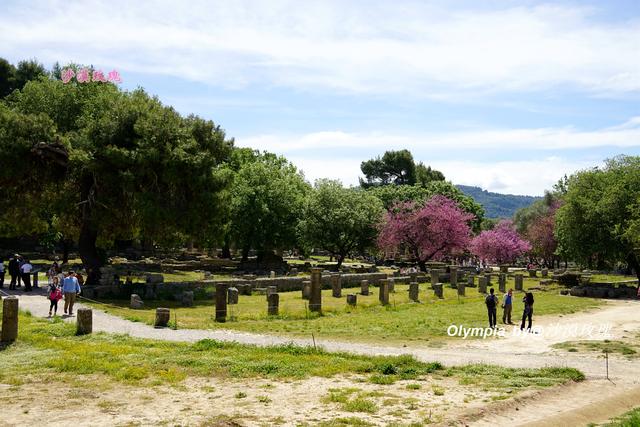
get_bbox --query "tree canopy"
[378,196,473,271]
[298,180,384,268]
[0,74,233,281]
[470,220,531,265]
[359,149,444,188]
[555,156,640,281]
[228,150,310,261]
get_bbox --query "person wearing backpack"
[485,288,499,328]
[48,276,63,317]
[521,292,535,331]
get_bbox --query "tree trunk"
[336,254,345,270]
[417,260,427,272]
[241,247,250,262]
[60,237,72,264]
[78,217,101,285]
[78,174,101,285]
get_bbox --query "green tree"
[360,149,445,188]
[0,76,232,282]
[415,162,445,186]
[229,151,310,261]
[555,156,640,282]
[360,149,417,187]
[298,180,384,268]
[0,58,16,98]
[13,59,47,91]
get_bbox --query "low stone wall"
[567,284,638,299]
[83,272,408,300]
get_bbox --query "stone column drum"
[478,276,488,294]
[154,307,170,328]
[346,294,357,306]
[388,278,395,293]
[457,281,465,296]
[378,280,389,305]
[515,274,524,291]
[227,287,239,305]
[498,274,506,293]
[433,283,444,299]
[76,307,93,335]
[309,268,322,313]
[1,297,19,343]
[302,281,311,300]
[467,275,475,287]
[215,283,229,322]
[360,280,369,296]
[267,293,279,316]
[409,282,419,302]
[430,270,440,288]
[331,274,342,298]
[449,266,458,286]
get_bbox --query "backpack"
[485,294,496,308]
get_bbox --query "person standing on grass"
[48,276,63,317]
[8,255,20,290]
[0,258,5,288]
[502,289,514,324]
[521,292,535,331]
[62,270,81,316]
[485,287,499,328]
[20,258,33,292]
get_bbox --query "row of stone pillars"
[0,296,94,343]
[475,273,524,294]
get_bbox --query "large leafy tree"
[298,179,384,268]
[229,151,310,261]
[470,220,531,265]
[0,75,232,283]
[555,156,640,282]
[378,195,473,271]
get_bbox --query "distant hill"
[456,185,541,219]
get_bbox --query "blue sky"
[1,0,639,195]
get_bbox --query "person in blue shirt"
[62,271,81,316]
[502,289,514,324]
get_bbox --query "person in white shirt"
[20,259,33,292]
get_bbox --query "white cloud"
[239,116,640,152]
[1,0,639,97]
[237,118,640,195]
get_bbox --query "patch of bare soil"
[0,374,512,426]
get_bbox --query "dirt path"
[6,290,640,426]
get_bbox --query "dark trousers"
[521,308,533,330]
[488,307,497,328]
[49,299,59,314]
[0,272,4,288]
[22,273,31,291]
[9,273,18,290]
[502,304,512,323]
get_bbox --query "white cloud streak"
[238,117,640,195]
[239,116,640,152]
[1,0,639,97]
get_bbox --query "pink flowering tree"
[470,220,532,265]
[378,195,474,271]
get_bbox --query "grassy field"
[0,308,584,392]
[598,407,640,427]
[85,277,602,344]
